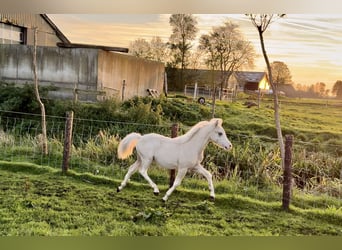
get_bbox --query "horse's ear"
[213,118,222,127]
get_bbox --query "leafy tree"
[271,61,292,85]
[168,14,198,86]
[315,82,327,97]
[198,34,219,70]
[332,80,342,99]
[247,14,286,172]
[199,20,255,98]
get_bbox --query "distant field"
[213,96,342,143]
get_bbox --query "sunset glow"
[49,14,342,90]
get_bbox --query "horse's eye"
[218,132,223,136]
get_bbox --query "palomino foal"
[117,118,232,201]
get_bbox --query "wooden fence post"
[122,80,126,101]
[62,111,74,173]
[282,134,294,211]
[169,123,179,187]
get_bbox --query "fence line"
[0,110,341,149]
[0,110,341,209]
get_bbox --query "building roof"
[0,13,128,52]
[234,71,267,83]
[57,42,129,53]
[45,14,129,53]
[41,14,71,44]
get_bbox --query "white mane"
[174,118,222,144]
[174,120,210,144]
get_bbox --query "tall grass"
[1,126,341,198]
[0,92,341,198]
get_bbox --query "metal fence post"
[62,111,74,173]
[169,123,179,187]
[282,134,294,211]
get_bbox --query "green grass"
[1,95,342,235]
[212,97,342,145]
[1,161,342,236]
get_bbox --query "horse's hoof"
[153,191,160,196]
[209,196,215,202]
[117,187,121,193]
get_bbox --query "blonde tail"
[117,133,142,159]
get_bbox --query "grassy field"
[1,94,342,235]
[1,160,342,236]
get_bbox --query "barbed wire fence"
[0,109,341,209]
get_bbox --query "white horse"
[117,118,232,201]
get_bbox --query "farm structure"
[183,70,271,100]
[231,71,270,92]
[0,13,69,46]
[0,14,164,101]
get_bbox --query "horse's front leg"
[194,164,215,200]
[162,168,187,201]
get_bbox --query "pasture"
[0,89,342,235]
[1,161,342,236]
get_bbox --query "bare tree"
[32,27,48,155]
[198,34,220,117]
[150,36,169,63]
[129,38,152,59]
[200,20,255,99]
[247,14,286,168]
[129,36,169,63]
[198,34,219,71]
[169,14,198,86]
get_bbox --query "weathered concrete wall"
[0,44,98,101]
[98,51,164,100]
[0,44,165,102]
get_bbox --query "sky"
[49,14,342,90]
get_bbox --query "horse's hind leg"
[139,159,160,195]
[117,160,140,192]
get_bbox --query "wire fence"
[0,110,341,209]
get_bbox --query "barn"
[233,71,270,92]
[0,14,165,102]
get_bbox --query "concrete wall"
[0,44,165,102]
[98,51,164,100]
[0,44,98,101]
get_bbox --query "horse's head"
[209,118,232,151]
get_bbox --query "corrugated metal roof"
[234,71,266,83]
